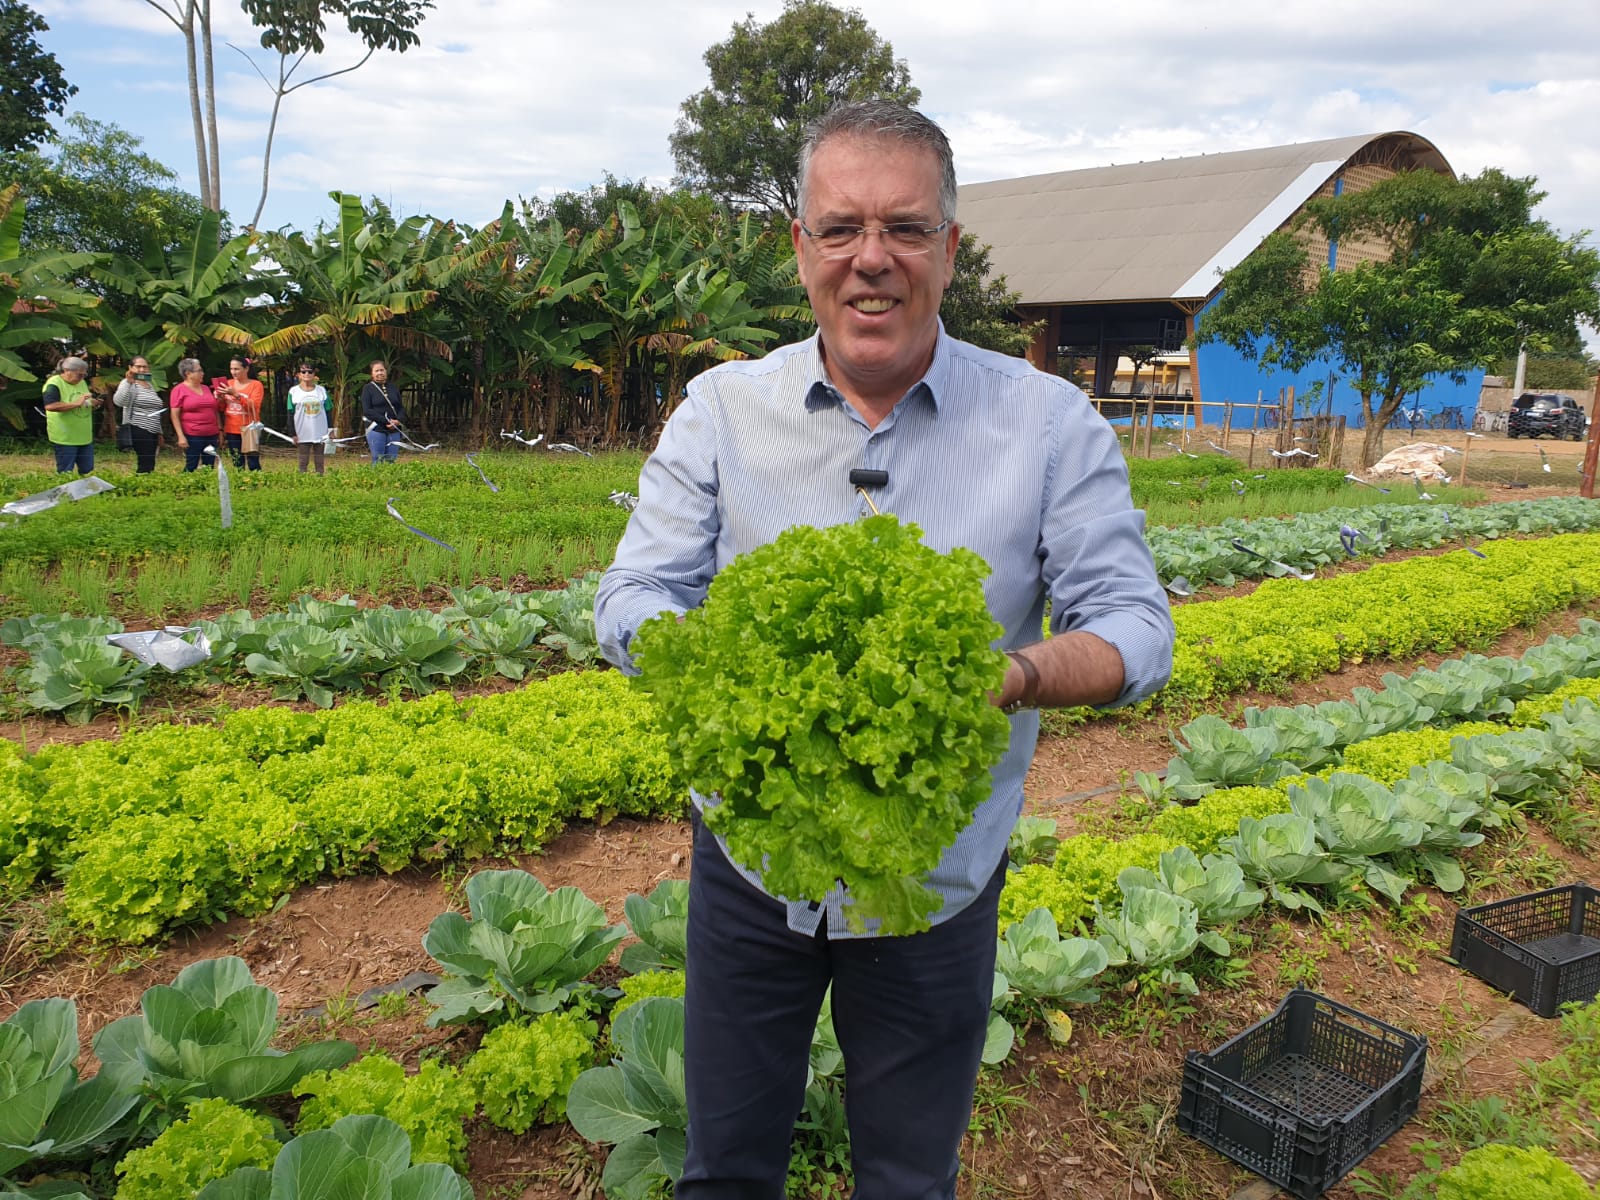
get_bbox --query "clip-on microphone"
[848,468,889,514]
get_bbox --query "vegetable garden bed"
[4,452,1600,1199]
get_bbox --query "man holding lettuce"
[596,100,1174,1198]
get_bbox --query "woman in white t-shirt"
[288,362,332,475]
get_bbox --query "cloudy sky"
[33,1,1600,281]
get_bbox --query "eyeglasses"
[799,220,950,259]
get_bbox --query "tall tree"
[670,0,919,216]
[1195,168,1600,466]
[232,0,432,228]
[141,0,219,210]
[143,0,432,216]
[0,0,75,153]
[0,114,208,266]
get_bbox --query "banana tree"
[574,201,687,442]
[0,185,102,429]
[424,204,605,441]
[88,208,264,384]
[648,260,794,425]
[253,193,451,431]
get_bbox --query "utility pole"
[1582,372,1600,499]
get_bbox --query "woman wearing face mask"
[114,356,165,473]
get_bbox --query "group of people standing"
[43,358,408,474]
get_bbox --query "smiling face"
[370,362,388,384]
[792,134,958,420]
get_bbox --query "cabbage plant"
[463,609,548,680]
[93,957,356,1114]
[567,997,687,1200]
[194,1114,470,1200]
[348,608,468,695]
[1117,846,1264,926]
[1287,773,1427,904]
[422,869,626,1025]
[242,626,362,708]
[620,878,688,974]
[1094,886,1227,996]
[995,908,1108,1009]
[0,999,140,1185]
[23,637,151,724]
[1220,813,1353,914]
[1007,816,1060,868]
[1452,728,1575,802]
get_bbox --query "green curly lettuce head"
[633,513,1011,935]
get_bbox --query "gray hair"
[58,355,89,374]
[796,100,957,223]
[177,357,202,377]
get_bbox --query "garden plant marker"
[2,476,115,516]
[464,453,500,492]
[1540,446,1552,473]
[1413,475,1435,501]
[243,419,295,444]
[1343,473,1390,493]
[202,446,233,529]
[499,429,545,448]
[548,442,593,456]
[1165,576,1194,597]
[385,499,456,552]
[1231,479,1247,496]
[107,627,213,671]
[1207,440,1233,456]
[1230,537,1315,580]
[608,491,639,512]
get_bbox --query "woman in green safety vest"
[42,355,101,474]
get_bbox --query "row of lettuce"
[9,525,1600,731]
[6,653,1600,1198]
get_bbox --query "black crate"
[1451,883,1600,1017]
[1178,989,1426,1199]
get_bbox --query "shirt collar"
[801,320,951,416]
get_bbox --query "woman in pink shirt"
[169,358,222,472]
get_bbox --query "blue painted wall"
[1192,295,1484,431]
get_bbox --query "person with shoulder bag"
[217,357,263,470]
[360,360,407,464]
[114,355,165,473]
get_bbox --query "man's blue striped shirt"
[595,328,1175,937]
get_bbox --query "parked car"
[1507,392,1588,440]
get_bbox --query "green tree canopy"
[670,0,919,216]
[0,113,209,267]
[0,0,75,153]
[939,233,1037,358]
[1195,168,1600,466]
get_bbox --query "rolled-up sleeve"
[595,392,722,675]
[1039,404,1175,708]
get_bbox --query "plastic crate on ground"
[1451,883,1600,1017]
[1178,988,1427,1199]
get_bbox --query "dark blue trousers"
[679,813,1004,1200]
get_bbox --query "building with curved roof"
[956,131,1482,427]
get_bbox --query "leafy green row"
[0,671,683,941]
[4,579,603,722]
[1149,496,1600,589]
[1165,533,1600,705]
[1004,694,1600,933]
[1154,618,1600,796]
[0,452,640,564]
